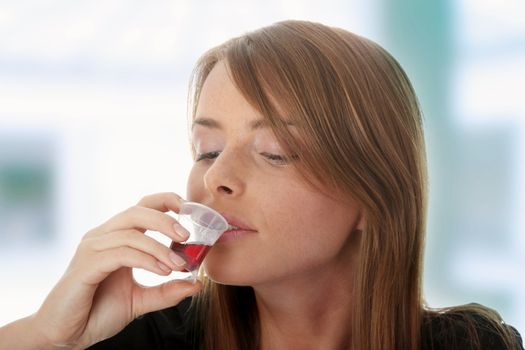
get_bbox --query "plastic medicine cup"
[169,201,228,280]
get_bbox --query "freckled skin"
[187,61,363,286]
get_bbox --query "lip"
[217,213,257,243]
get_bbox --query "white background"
[0,0,523,335]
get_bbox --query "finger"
[132,279,203,318]
[83,247,172,285]
[136,192,184,213]
[99,205,190,241]
[89,229,187,270]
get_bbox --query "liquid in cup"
[170,202,228,279]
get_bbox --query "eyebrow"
[192,117,293,130]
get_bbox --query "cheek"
[269,194,356,254]
[186,164,205,201]
[258,186,362,273]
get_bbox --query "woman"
[0,20,522,350]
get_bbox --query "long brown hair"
[186,20,518,350]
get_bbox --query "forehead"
[194,61,295,134]
[195,61,261,125]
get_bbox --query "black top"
[87,298,523,350]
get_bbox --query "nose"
[203,149,246,198]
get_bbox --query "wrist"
[0,314,66,350]
[29,314,72,350]
[29,313,80,350]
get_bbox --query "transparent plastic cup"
[169,201,228,280]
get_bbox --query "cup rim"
[180,201,228,231]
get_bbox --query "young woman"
[0,20,522,350]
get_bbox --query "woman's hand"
[32,192,202,349]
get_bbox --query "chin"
[201,247,294,286]
[201,245,257,285]
[202,262,255,286]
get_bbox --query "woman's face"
[187,61,363,286]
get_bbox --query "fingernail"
[169,252,187,267]
[173,223,190,239]
[157,261,172,273]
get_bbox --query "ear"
[356,209,365,231]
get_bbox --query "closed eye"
[260,152,299,165]
[195,151,221,162]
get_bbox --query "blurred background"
[0,0,523,334]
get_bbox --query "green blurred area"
[382,0,522,322]
[0,136,56,244]
[0,163,52,203]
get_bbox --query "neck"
[254,259,355,350]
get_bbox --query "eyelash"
[195,151,221,162]
[195,151,298,165]
[259,152,298,165]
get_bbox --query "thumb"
[133,279,203,317]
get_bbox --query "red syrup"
[170,242,212,272]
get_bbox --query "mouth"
[218,213,257,243]
[220,213,256,231]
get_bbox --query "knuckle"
[81,229,96,240]
[124,205,139,214]
[120,206,143,223]
[77,236,91,251]
[168,192,182,200]
[138,192,181,206]
[77,234,98,253]
[137,193,155,205]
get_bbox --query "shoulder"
[422,303,523,350]
[87,297,196,350]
